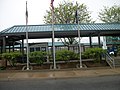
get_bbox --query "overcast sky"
[0,0,120,43]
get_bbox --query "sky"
[0,0,120,43]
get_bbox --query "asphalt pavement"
[0,75,120,90]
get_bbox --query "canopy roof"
[0,23,120,46]
[1,23,120,39]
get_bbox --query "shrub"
[0,66,6,70]
[29,51,47,65]
[117,47,120,56]
[2,52,22,67]
[0,54,2,60]
[81,53,88,59]
[55,50,78,61]
[83,48,106,63]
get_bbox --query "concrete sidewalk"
[0,67,120,80]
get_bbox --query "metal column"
[89,36,92,48]
[2,37,6,53]
[98,33,101,48]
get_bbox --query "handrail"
[105,53,115,68]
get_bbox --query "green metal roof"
[0,23,120,40]
[1,23,120,34]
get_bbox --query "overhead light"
[6,36,8,38]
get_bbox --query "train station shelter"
[0,23,120,54]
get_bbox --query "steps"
[115,60,120,67]
[113,56,120,67]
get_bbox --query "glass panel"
[41,47,46,51]
[30,48,34,52]
[36,47,40,51]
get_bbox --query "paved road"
[0,75,120,90]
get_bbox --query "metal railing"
[105,53,115,68]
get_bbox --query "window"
[30,48,34,52]
[36,47,40,51]
[41,47,46,51]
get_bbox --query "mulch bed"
[2,60,108,70]
[84,61,108,67]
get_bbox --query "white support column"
[102,36,107,49]
[51,6,56,70]
[78,23,82,68]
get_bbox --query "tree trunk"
[68,46,70,50]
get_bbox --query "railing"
[105,53,115,68]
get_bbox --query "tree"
[99,5,120,23]
[99,5,120,55]
[44,0,93,48]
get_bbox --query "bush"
[0,66,6,70]
[83,48,106,63]
[29,51,47,65]
[117,47,120,56]
[56,50,78,61]
[2,52,22,67]
[0,54,2,60]
[81,53,88,59]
